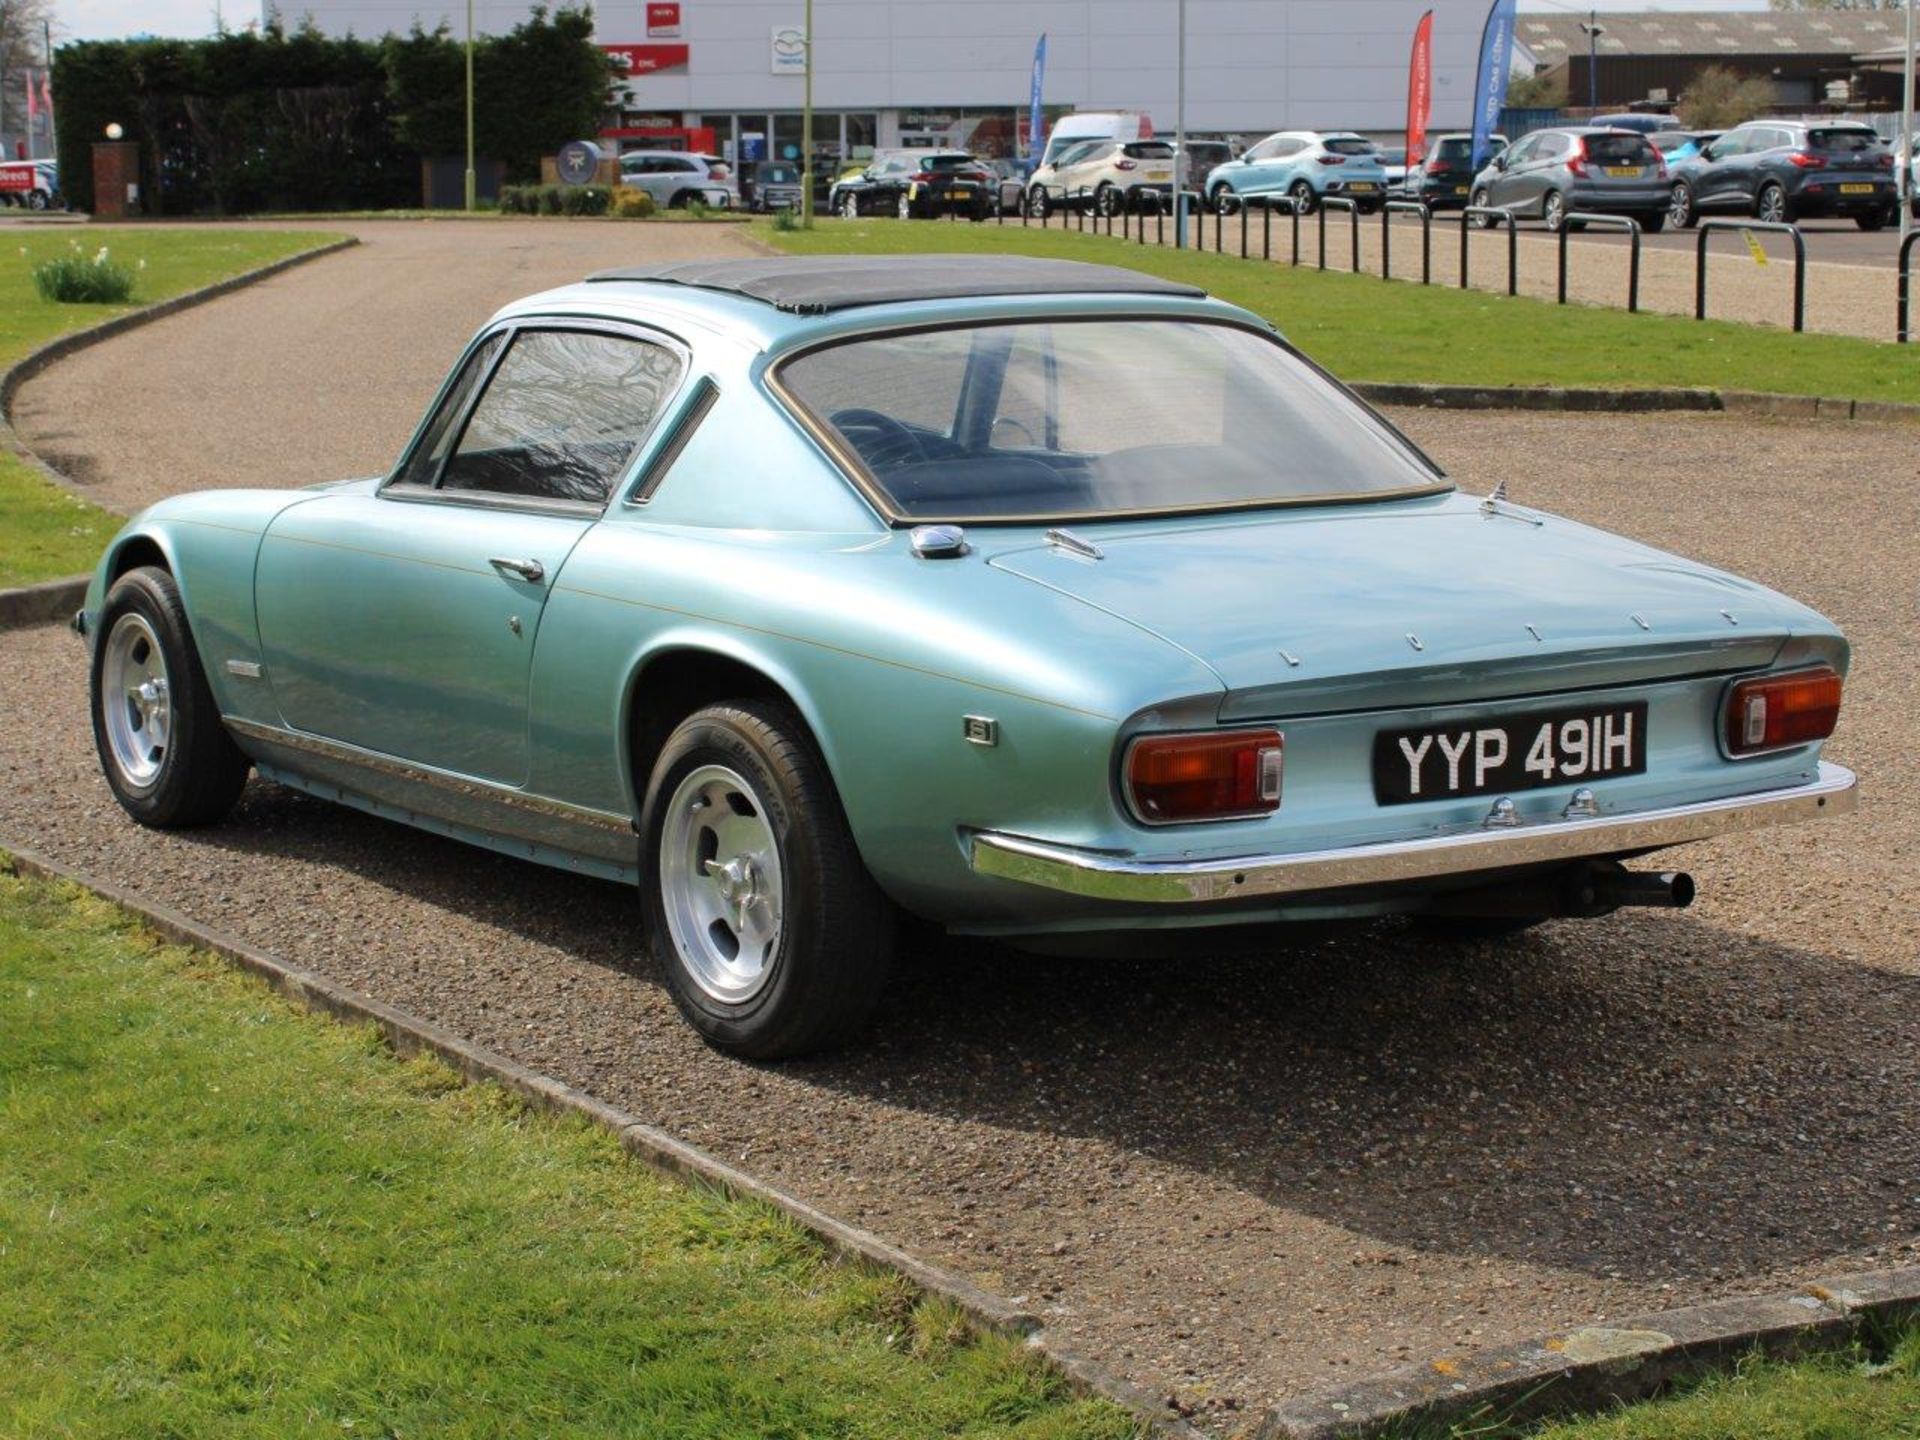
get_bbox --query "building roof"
[584,255,1205,315]
[1520,8,1910,62]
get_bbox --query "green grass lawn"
[762,218,1920,405]
[0,229,343,589]
[0,867,1130,1439]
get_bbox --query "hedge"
[54,8,617,216]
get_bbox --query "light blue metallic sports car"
[76,255,1856,1057]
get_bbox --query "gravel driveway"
[4,220,1916,1430]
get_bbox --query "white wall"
[272,0,1488,133]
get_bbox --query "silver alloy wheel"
[839,192,858,219]
[101,612,171,790]
[1542,191,1565,231]
[659,763,785,1005]
[1669,182,1692,227]
[1757,184,1786,224]
[896,191,912,219]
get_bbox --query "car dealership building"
[269,0,1490,163]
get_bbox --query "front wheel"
[90,566,251,828]
[1027,185,1052,219]
[1211,184,1237,215]
[837,191,859,219]
[641,700,893,1059]
[1288,179,1317,216]
[1470,187,1494,227]
[1094,182,1121,217]
[1668,181,1697,229]
[896,191,913,220]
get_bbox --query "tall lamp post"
[1902,0,1915,241]
[463,0,476,211]
[801,0,814,229]
[1579,12,1604,115]
[1174,0,1187,249]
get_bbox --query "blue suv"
[1205,131,1390,215]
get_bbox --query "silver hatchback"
[1470,127,1670,232]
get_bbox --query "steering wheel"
[830,407,927,470]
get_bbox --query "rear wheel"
[1668,181,1697,229]
[1411,915,1546,942]
[640,700,893,1059]
[1638,209,1666,234]
[89,566,250,828]
[1755,181,1790,225]
[1094,182,1121,217]
[1855,205,1891,232]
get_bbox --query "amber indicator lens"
[1127,730,1283,822]
[1725,668,1842,755]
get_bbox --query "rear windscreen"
[1586,134,1656,164]
[923,154,977,171]
[1432,138,1474,163]
[1124,142,1175,159]
[1323,138,1377,156]
[1809,129,1880,153]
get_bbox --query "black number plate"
[1372,702,1648,805]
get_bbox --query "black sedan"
[830,150,994,221]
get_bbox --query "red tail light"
[1653,152,1669,178]
[1787,151,1822,169]
[1566,139,1591,178]
[1876,153,1896,169]
[1115,158,1137,170]
[1125,730,1283,824]
[910,171,936,183]
[1723,667,1842,757]
[1316,154,1345,166]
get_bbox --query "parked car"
[618,151,736,209]
[1377,146,1408,192]
[746,160,804,213]
[1667,120,1898,230]
[1027,139,1178,216]
[1175,139,1238,195]
[1470,127,1670,232]
[0,158,59,210]
[1205,131,1391,215]
[1037,111,1152,171]
[988,156,1034,215]
[830,149,994,220]
[76,253,1856,1058]
[1591,113,1674,135]
[1649,129,1721,166]
[1403,132,1506,211]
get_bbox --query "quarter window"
[397,332,505,488]
[439,329,685,506]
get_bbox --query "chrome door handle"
[488,556,545,583]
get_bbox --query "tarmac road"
[6,220,1916,1431]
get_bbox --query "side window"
[1272,138,1306,159]
[396,331,506,488]
[440,330,686,506]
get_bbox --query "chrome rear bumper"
[969,762,1856,905]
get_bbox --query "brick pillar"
[91,140,143,219]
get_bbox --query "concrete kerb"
[0,234,361,633]
[0,840,1202,1440]
[1263,1265,1920,1439]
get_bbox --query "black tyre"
[1027,185,1052,219]
[1855,206,1891,232]
[1638,210,1666,234]
[1668,181,1696,229]
[89,565,250,828]
[1094,182,1120,217]
[640,699,893,1059]
[1211,184,1236,215]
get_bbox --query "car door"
[256,322,687,786]
[1485,133,1538,209]
[1692,130,1743,208]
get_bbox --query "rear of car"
[1307,133,1391,210]
[1407,133,1502,210]
[1085,140,1178,212]
[903,152,994,219]
[750,161,804,212]
[1770,124,1897,226]
[618,151,736,209]
[1563,130,1669,222]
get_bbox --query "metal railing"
[1460,206,1519,297]
[1559,213,1642,313]
[1381,200,1431,285]
[1317,196,1361,274]
[1695,219,1806,334]
[1899,229,1918,344]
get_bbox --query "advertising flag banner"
[1028,34,1047,161]
[1406,10,1434,167]
[1470,0,1517,172]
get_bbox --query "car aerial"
[1649,129,1721,166]
[746,160,804,213]
[617,150,736,209]
[831,149,994,220]
[1027,138,1178,216]
[1403,132,1506,211]
[1666,120,1899,230]
[1471,126,1670,232]
[1205,131,1390,215]
[0,158,58,210]
[75,253,1856,1059]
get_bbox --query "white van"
[1038,112,1152,170]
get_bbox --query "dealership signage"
[605,42,690,74]
[647,2,681,37]
[771,24,806,73]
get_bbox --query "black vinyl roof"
[583,255,1206,315]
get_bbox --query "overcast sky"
[65,0,1773,45]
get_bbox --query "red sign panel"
[0,164,37,192]
[605,42,690,74]
[647,2,681,37]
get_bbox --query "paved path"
[6,218,1916,1431]
[12,218,763,513]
